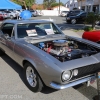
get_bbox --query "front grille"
[71,63,100,81]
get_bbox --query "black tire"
[23,62,43,92]
[0,49,5,56]
[71,19,76,24]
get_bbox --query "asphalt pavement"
[0,16,99,100]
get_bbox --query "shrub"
[84,26,93,31]
[85,12,100,29]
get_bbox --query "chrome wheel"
[26,66,37,87]
[71,19,76,24]
[24,62,43,92]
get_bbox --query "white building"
[52,6,69,11]
[65,0,78,10]
[78,0,100,12]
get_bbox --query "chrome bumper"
[50,76,96,90]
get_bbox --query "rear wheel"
[23,62,43,92]
[71,19,76,24]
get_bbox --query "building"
[65,0,78,10]
[51,5,69,11]
[77,0,100,12]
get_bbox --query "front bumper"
[50,75,96,89]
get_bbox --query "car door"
[0,23,16,59]
[79,13,87,22]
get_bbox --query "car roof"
[2,19,53,24]
[70,10,83,11]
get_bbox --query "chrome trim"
[50,76,96,89]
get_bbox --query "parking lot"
[0,16,99,100]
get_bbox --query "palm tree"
[85,12,100,29]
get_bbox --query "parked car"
[0,14,3,21]
[30,10,38,17]
[3,10,17,19]
[82,30,100,43]
[0,19,100,92]
[0,11,8,19]
[66,12,87,24]
[60,11,69,17]
[67,10,84,17]
[36,10,43,16]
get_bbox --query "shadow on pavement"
[74,84,97,100]
[1,54,24,82]
[1,54,58,94]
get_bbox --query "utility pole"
[59,0,60,14]
[73,0,74,10]
[81,0,82,9]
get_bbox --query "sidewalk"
[62,29,83,38]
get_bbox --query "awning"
[0,0,22,9]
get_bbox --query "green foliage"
[84,26,93,31]
[51,2,64,7]
[12,0,35,8]
[43,0,56,9]
[85,12,100,29]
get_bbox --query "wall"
[53,6,69,11]
[40,10,61,16]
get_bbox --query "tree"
[43,0,56,9]
[11,0,35,9]
[51,2,64,7]
[85,12,100,29]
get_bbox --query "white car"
[4,10,17,19]
[36,10,43,16]
[60,11,69,17]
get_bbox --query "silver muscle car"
[0,19,100,93]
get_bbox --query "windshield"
[17,23,62,38]
[67,11,84,16]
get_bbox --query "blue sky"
[37,0,68,4]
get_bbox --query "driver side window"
[1,23,14,37]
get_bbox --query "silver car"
[0,19,100,92]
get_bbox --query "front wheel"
[71,19,76,24]
[23,62,43,92]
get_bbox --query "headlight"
[62,71,72,81]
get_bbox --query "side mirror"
[4,34,10,39]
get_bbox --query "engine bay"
[35,39,98,62]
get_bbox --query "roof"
[2,19,53,24]
[0,0,22,9]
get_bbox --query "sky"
[37,0,68,4]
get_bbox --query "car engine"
[36,39,97,62]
